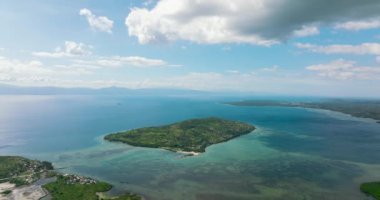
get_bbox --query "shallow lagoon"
[1,95,380,199]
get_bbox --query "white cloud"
[306,59,380,80]
[74,56,168,68]
[296,43,380,55]
[80,8,114,33]
[0,53,176,88]
[335,18,380,31]
[0,56,91,85]
[126,0,380,45]
[226,70,239,74]
[261,65,279,72]
[1,55,379,97]
[293,26,319,37]
[33,41,92,58]
[32,41,171,67]
[126,4,276,46]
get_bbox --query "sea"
[0,95,379,200]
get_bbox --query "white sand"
[0,182,48,200]
[10,185,47,200]
[0,182,15,200]
[0,182,15,191]
[177,151,201,156]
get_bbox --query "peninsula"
[104,117,255,154]
[227,99,380,122]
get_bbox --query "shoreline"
[177,150,201,156]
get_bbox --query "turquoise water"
[1,95,380,199]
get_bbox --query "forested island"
[228,99,380,122]
[0,156,141,200]
[105,117,255,154]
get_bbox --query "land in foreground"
[0,156,141,200]
[104,117,255,153]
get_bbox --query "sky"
[0,0,380,97]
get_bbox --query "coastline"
[177,150,201,156]
[226,101,380,123]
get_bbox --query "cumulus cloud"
[33,41,92,58]
[0,56,91,85]
[293,26,320,37]
[79,8,114,33]
[306,59,380,80]
[125,0,380,45]
[296,43,380,55]
[335,18,380,31]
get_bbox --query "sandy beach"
[177,150,201,156]
[0,181,48,200]
[0,182,15,200]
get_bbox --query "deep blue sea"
[1,95,379,200]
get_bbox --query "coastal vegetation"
[0,156,141,200]
[0,156,53,186]
[1,190,11,195]
[228,99,380,122]
[360,181,380,200]
[43,175,141,200]
[105,117,255,153]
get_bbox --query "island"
[227,99,380,122]
[104,117,255,154]
[360,181,380,200]
[0,156,141,200]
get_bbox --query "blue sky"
[0,0,380,97]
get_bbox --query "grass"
[44,175,141,200]
[1,190,12,195]
[0,156,53,185]
[0,156,31,180]
[101,193,141,200]
[360,182,380,200]
[105,117,255,153]
[44,175,111,200]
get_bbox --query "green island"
[227,99,380,122]
[360,181,380,199]
[105,117,255,154]
[0,156,141,200]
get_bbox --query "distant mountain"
[0,84,214,96]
